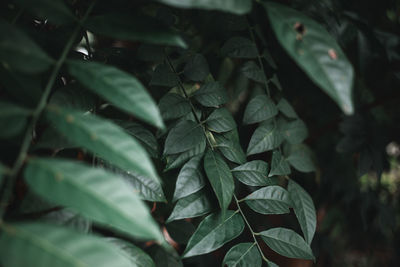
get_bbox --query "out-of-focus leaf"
[148,246,183,267]
[150,63,179,87]
[269,150,291,177]
[164,120,205,155]
[223,242,261,267]
[241,61,266,83]
[206,108,236,133]
[40,209,91,234]
[159,93,191,121]
[281,119,308,144]
[157,0,252,15]
[49,84,96,112]
[232,160,270,186]
[107,238,155,267]
[247,121,284,155]
[287,144,316,172]
[193,82,227,107]
[277,98,298,119]
[244,186,292,214]
[184,54,209,81]
[243,95,278,125]
[0,101,31,138]
[167,190,212,222]
[173,156,205,201]
[221,37,258,58]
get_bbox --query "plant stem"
[0,1,96,220]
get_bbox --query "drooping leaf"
[24,158,163,241]
[45,105,160,183]
[0,222,133,267]
[157,0,252,15]
[183,210,244,258]
[287,144,316,172]
[288,180,316,245]
[241,61,266,83]
[0,101,31,138]
[167,190,212,222]
[107,238,155,267]
[173,155,205,201]
[231,160,270,186]
[159,93,191,120]
[204,149,235,211]
[269,150,291,177]
[67,60,164,129]
[85,14,186,48]
[264,2,354,114]
[164,120,205,155]
[184,53,209,81]
[215,130,246,164]
[223,242,262,267]
[206,108,236,133]
[260,228,314,260]
[282,119,308,144]
[164,139,206,170]
[150,63,179,87]
[244,186,292,215]
[193,82,227,107]
[221,37,258,58]
[277,98,298,119]
[247,121,284,155]
[243,95,278,124]
[0,20,54,73]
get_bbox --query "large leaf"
[85,14,186,48]
[107,238,155,267]
[287,144,316,172]
[204,150,235,211]
[24,158,163,241]
[288,180,316,244]
[193,82,227,107]
[260,228,314,260]
[269,150,291,177]
[215,130,246,164]
[282,119,308,144]
[0,222,133,267]
[167,190,212,222]
[164,120,205,155]
[244,186,292,215]
[173,156,205,201]
[243,95,278,125]
[45,105,160,182]
[159,93,191,120]
[221,37,258,58]
[223,242,262,267]
[231,160,270,186]
[0,101,31,138]
[67,60,164,129]
[40,209,91,234]
[0,20,54,73]
[264,2,354,114]
[183,210,244,258]
[247,121,284,155]
[206,108,236,133]
[164,139,206,170]
[157,0,252,15]
[184,53,210,81]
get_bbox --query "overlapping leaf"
[247,121,284,155]
[165,140,206,170]
[232,160,270,186]
[184,54,209,81]
[0,101,31,138]
[241,61,266,83]
[206,108,236,133]
[221,37,258,58]
[277,98,298,118]
[159,93,191,120]
[164,120,205,155]
[167,190,212,222]
[243,95,278,124]
[269,150,291,177]
[223,242,261,267]
[215,130,246,164]
[173,156,205,201]
[244,186,292,214]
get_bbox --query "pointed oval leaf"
[24,158,163,241]
[164,139,206,171]
[215,130,246,164]
[67,60,164,129]
[260,227,314,260]
[0,222,133,267]
[269,150,291,177]
[164,120,205,155]
[206,108,236,133]
[287,144,316,172]
[247,121,284,155]
[223,242,262,267]
[282,119,308,144]
[221,37,258,58]
[123,173,166,202]
[232,160,270,186]
[243,95,278,125]
[204,150,234,211]
[173,156,205,201]
[241,61,266,83]
[244,186,292,215]
[157,0,252,15]
[277,98,298,119]
[183,210,244,258]
[264,2,354,114]
[184,53,210,81]
[159,93,191,120]
[107,238,155,267]
[193,82,227,107]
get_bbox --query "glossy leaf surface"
[206,108,236,133]
[193,82,227,107]
[232,160,270,186]
[164,120,205,155]
[269,150,291,177]
[173,155,205,201]
[167,190,212,222]
[243,95,278,124]
[247,121,284,155]
[244,186,292,214]
[223,242,261,267]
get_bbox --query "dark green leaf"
[158,0,252,15]
[173,156,205,201]
[183,210,244,258]
[50,84,96,112]
[0,101,31,138]
[247,121,284,155]
[221,37,258,58]
[159,93,191,120]
[241,61,266,83]
[123,173,166,202]
[287,144,316,172]
[282,119,308,144]
[164,120,205,155]
[232,160,270,186]
[164,139,206,170]
[269,74,282,91]
[223,242,262,267]
[244,186,292,215]
[184,53,209,81]
[148,246,183,267]
[40,209,91,234]
[277,98,298,119]
[0,163,7,184]
[206,108,236,133]
[243,95,278,124]
[167,190,212,222]
[215,130,246,164]
[166,220,195,244]
[150,63,179,87]
[107,238,155,267]
[193,82,227,107]
[269,150,291,177]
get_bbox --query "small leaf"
[232,160,270,186]
[0,101,31,138]
[183,210,244,258]
[243,95,278,125]
[241,61,266,83]
[150,63,179,87]
[67,60,164,129]
[282,119,308,144]
[247,121,284,155]
[157,0,252,15]
[164,120,205,155]
[204,150,235,211]
[260,227,314,260]
[164,140,206,170]
[269,150,291,177]
[277,98,298,119]
[159,93,191,120]
[223,242,262,267]
[107,238,155,267]
[184,53,209,81]
[244,186,292,215]
[173,155,205,201]
[287,144,316,172]
[215,130,246,164]
[206,108,236,133]
[288,180,316,244]
[221,37,258,58]
[193,82,227,107]
[167,190,212,222]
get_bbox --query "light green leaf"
[173,156,205,201]
[288,180,316,245]
[204,150,234,211]
[183,210,244,258]
[215,131,246,164]
[264,2,354,114]
[223,242,262,267]
[167,190,212,222]
[150,63,179,87]
[24,158,163,241]
[164,120,205,155]
[221,37,258,58]
[282,119,308,144]
[67,60,164,129]
[243,95,278,125]
[193,82,227,107]
[159,93,191,120]
[0,101,31,138]
[164,140,206,170]
[287,144,316,172]
[241,61,266,83]
[260,227,314,260]
[157,0,252,15]
[277,98,298,118]
[184,53,209,81]
[232,160,270,186]
[269,150,291,177]
[0,222,133,267]
[45,105,160,183]
[206,108,236,133]
[40,209,91,234]
[247,121,284,155]
[107,238,155,267]
[244,186,292,215]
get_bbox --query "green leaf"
[148,246,183,267]
[264,2,354,114]
[193,82,227,107]
[67,60,164,129]
[269,150,291,177]
[183,210,244,258]
[204,150,235,211]
[223,242,262,267]
[123,173,166,202]
[215,130,246,164]
[288,180,316,245]
[260,227,314,260]
[282,119,308,144]
[287,144,316,172]
[167,190,212,223]
[241,61,266,83]
[50,84,96,112]
[173,156,205,201]
[244,186,292,215]
[221,37,258,58]
[0,20,54,73]
[206,108,236,133]
[40,209,91,234]
[107,238,155,267]
[159,93,191,120]
[0,222,134,267]
[247,121,284,155]
[150,63,179,87]
[277,98,298,119]
[157,0,252,15]
[24,158,163,241]
[164,140,206,170]
[164,120,205,155]
[45,105,160,183]
[0,101,31,138]
[184,53,210,81]
[85,14,186,48]
[232,160,270,186]
[243,95,278,125]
